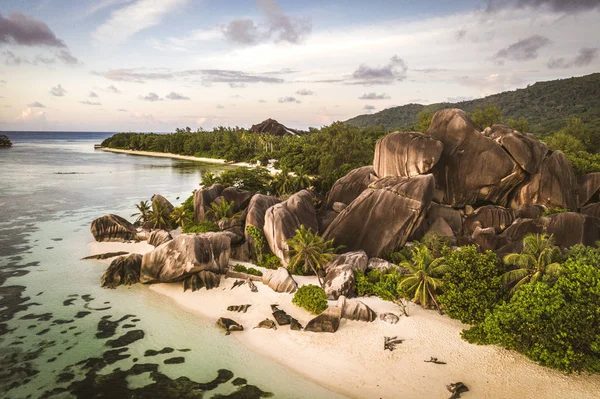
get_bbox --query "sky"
[0,0,599,132]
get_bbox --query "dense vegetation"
[346,73,600,136]
[292,284,329,314]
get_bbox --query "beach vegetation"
[541,207,569,217]
[286,225,338,287]
[292,284,328,314]
[201,171,217,187]
[148,200,172,230]
[257,253,282,270]
[207,199,238,222]
[355,268,404,302]
[216,167,272,194]
[232,264,263,277]
[398,245,448,309]
[182,220,219,234]
[246,225,265,262]
[131,200,152,226]
[170,206,187,228]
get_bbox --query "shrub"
[355,268,404,302]
[246,225,265,262]
[542,207,569,216]
[257,253,282,270]
[216,167,272,194]
[292,284,328,314]
[232,264,263,277]
[438,246,504,324]
[183,220,219,234]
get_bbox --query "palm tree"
[131,200,151,226]
[502,233,562,294]
[398,245,448,309]
[286,225,338,288]
[294,166,312,190]
[207,199,236,221]
[148,200,170,230]
[171,206,186,228]
[201,171,217,187]
[272,167,297,196]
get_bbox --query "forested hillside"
[345,73,600,135]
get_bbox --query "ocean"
[0,132,343,398]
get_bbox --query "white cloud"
[17,107,46,121]
[93,0,189,44]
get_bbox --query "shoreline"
[90,241,600,399]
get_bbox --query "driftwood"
[231,280,246,290]
[248,279,258,292]
[447,382,469,399]
[384,336,404,351]
[424,357,447,365]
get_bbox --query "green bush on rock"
[232,264,263,277]
[182,221,219,234]
[292,285,328,314]
[257,253,281,270]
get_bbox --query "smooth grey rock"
[91,214,138,242]
[484,124,549,174]
[324,166,378,210]
[463,205,515,236]
[332,202,347,213]
[216,317,243,335]
[373,131,443,178]
[244,194,281,253]
[218,219,244,244]
[193,184,223,222]
[581,202,600,218]
[379,313,400,324]
[147,229,172,247]
[262,267,298,293]
[183,270,220,291]
[305,307,341,333]
[578,173,600,207]
[215,187,255,213]
[367,257,395,272]
[151,194,174,216]
[337,295,376,322]
[254,318,277,330]
[323,251,368,300]
[101,254,142,288]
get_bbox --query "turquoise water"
[0,133,345,399]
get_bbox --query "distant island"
[0,134,12,148]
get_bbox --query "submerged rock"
[91,214,138,242]
[324,175,435,257]
[305,307,341,333]
[140,233,231,283]
[337,296,376,322]
[147,229,172,247]
[216,318,243,335]
[101,254,142,289]
[373,131,443,178]
[262,267,298,293]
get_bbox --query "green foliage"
[131,200,151,226]
[182,220,219,234]
[246,225,265,262]
[148,200,172,230]
[207,199,236,221]
[292,284,328,314]
[201,171,217,187]
[257,253,282,270]
[286,225,338,286]
[416,110,433,133]
[438,246,504,324]
[463,252,600,373]
[355,268,405,302]
[542,207,569,217]
[470,104,503,129]
[216,167,272,194]
[233,264,263,277]
[507,116,530,133]
[170,206,187,228]
[398,246,448,309]
[419,232,451,258]
[502,234,562,294]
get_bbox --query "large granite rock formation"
[216,187,255,213]
[148,229,172,247]
[194,184,224,222]
[510,151,578,211]
[578,173,600,207]
[323,175,435,257]
[324,166,378,210]
[91,214,138,242]
[412,202,463,240]
[323,251,368,300]
[262,267,298,293]
[581,203,600,218]
[263,190,318,266]
[463,205,515,236]
[101,254,142,288]
[373,131,443,178]
[249,118,299,136]
[305,306,341,333]
[337,295,376,322]
[244,194,281,252]
[483,125,549,174]
[151,194,174,216]
[427,109,525,207]
[218,219,244,244]
[140,232,231,283]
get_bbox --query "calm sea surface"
[0,132,343,399]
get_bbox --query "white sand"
[90,242,600,399]
[100,148,257,168]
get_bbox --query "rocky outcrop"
[194,184,224,222]
[91,214,138,242]
[262,267,298,293]
[463,206,515,236]
[510,151,578,211]
[249,118,299,136]
[412,203,463,241]
[324,175,435,257]
[323,251,368,300]
[379,313,400,324]
[263,190,318,266]
[244,194,281,252]
[337,295,376,322]
[151,194,174,216]
[140,233,230,283]
[484,125,548,174]
[581,203,600,218]
[373,131,443,178]
[216,187,255,213]
[367,257,395,272]
[324,166,378,210]
[515,204,545,219]
[218,219,244,244]
[427,109,525,207]
[216,318,243,335]
[305,306,341,333]
[0,134,12,148]
[578,173,600,207]
[183,271,220,291]
[148,229,172,247]
[317,209,338,234]
[101,254,142,288]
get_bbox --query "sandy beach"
[99,148,257,168]
[88,241,600,399]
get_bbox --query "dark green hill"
[345,73,600,135]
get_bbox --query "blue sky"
[0,0,599,131]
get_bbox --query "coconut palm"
[131,200,151,226]
[398,245,448,309]
[286,225,338,288]
[502,233,562,294]
[170,206,187,228]
[206,199,236,221]
[148,200,170,230]
[272,167,297,196]
[294,166,312,190]
[201,171,217,187]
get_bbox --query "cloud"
[223,0,311,45]
[350,55,408,85]
[363,104,376,111]
[93,0,188,44]
[17,107,46,121]
[493,35,551,63]
[107,85,122,93]
[80,100,102,105]
[447,96,474,102]
[49,84,66,97]
[229,82,246,88]
[3,50,26,65]
[118,108,128,112]
[295,88,314,96]
[258,99,266,103]
[359,92,390,100]
[278,96,300,103]
[28,101,45,108]
[455,28,467,40]
[56,49,79,65]
[0,12,66,47]
[166,91,190,100]
[3,49,79,66]
[89,91,99,98]
[548,47,599,69]
[140,92,162,101]
[94,67,285,85]
[504,0,600,13]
